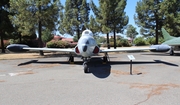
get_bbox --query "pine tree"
[88,15,100,34]
[160,0,180,37]
[9,0,61,55]
[0,0,14,53]
[134,0,163,44]
[108,0,128,49]
[98,0,111,49]
[59,0,90,39]
[135,0,180,43]
[91,0,128,49]
[126,24,138,44]
[42,28,53,45]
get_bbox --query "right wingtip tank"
[150,44,170,52]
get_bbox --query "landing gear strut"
[170,47,174,56]
[68,54,74,64]
[83,57,90,73]
[103,52,109,64]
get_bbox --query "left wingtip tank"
[6,44,29,52]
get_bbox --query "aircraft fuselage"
[74,30,100,57]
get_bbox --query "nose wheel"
[83,57,90,73]
[83,62,89,73]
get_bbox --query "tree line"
[1,0,180,55]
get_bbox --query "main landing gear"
[170,47,174,55]
[82,57,90,73]
[68,54,74,64]
[103,52,109,64]
[68,54,90,73]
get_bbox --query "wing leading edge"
[23,47,74,52]
[6,44,74,53]
[7,44,156,53]
[100,47,156,53]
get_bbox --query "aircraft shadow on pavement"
[41,53,117,58]
[17,58,178,67]
[109,60,178,67]
[88,58,111,78]
[17,58,178,78]
[17,58,111,78]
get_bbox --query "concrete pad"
[0,52,180,105]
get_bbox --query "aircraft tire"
[84,63,89,73]
[103,56,107,62]
[170,50,174,56]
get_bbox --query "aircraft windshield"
[82,30,93,37]
[78,37,96,46]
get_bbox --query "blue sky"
[60,0,139,37]
[91,0,138,27]
[125,0,139,27]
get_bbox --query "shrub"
[134,37,146,46]
[100,38,131,47]
[116,40,123,47]
[9,39,38,47]
[158,37,165,44]
[145,37,165,45]
[69,43,77,48]
[46,40,70,48]
[146,37,156,45]
[47,40,58,48]
[119,39,131,47]
[101,43,107,47]
[110,42,114,47]
[9,39,20,44]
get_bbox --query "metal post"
[127,55,135,75]
[130,60,132,75]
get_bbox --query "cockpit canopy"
[82,30,93,37]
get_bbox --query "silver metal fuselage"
[75,30,99,57]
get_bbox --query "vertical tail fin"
[161,28,175,41]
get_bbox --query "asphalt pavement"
[0,52,180,105]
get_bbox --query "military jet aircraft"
[7,29,167,73]
[150,28,180,55]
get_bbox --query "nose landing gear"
[83,62,89,73]
[82,57,90,73]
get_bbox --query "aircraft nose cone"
[82,45,87,52]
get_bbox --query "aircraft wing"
[23,47,74,52]
[6,44,75,53]
[100,47,155,53]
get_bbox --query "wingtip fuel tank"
[150,44,170,52]
[6,44,29,52]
